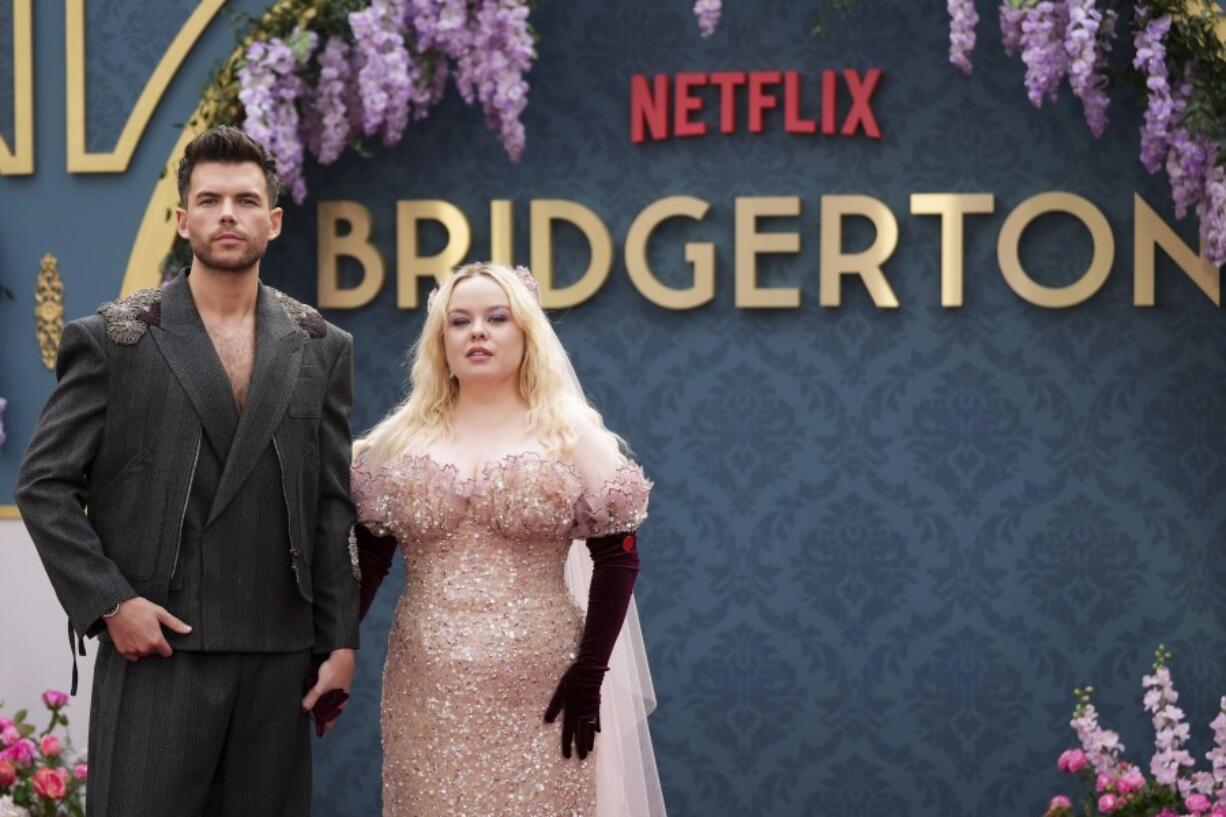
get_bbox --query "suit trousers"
[86,644,313,817]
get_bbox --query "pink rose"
[0,718,11,732]
[1098,793,1120,813]
[1211,809,1226,817]
[0,759,15,787]
[1187,794,1213,814]
[1058,748,1088,773]
[1095,772,1114,792]
[41,690,68,709]
[1048,795,1073,812]
[1,739,35,767]
[32,766,67,799]
[38,734,60,758]
[0,727,18,748]
[73,763,88,781]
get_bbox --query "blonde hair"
[355,262,625,468]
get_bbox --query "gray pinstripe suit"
[15,271,361,817]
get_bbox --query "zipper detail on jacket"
[271,437,301,579]
[170,429,202,580]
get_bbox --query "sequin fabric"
[351,451,651,816]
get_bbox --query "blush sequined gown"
[351,451,651,817]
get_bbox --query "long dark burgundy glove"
[544,530,640,760]
[304,657,349,738]
[354,523,398,621]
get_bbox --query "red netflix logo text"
[630,69,883,143]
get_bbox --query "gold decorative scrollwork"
[36,253,64,370]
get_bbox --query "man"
[15,126,359,816]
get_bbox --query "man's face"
[175,161,283,273]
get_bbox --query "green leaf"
[17,723,34,737]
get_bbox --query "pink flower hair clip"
[426,264,541,313]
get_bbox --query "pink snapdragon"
[1146,665,1196,790]
[1071,701,1125,777]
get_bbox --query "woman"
[350,262,666,816]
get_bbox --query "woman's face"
[443,274,526,388]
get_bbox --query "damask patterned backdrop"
[1,1,1223,815]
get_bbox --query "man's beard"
[189,234,268,273]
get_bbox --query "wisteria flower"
[1020,1,1069,106]
[949,0,978,74]
[694,0,721,39]
[305,36,354,165]
[238,28,317,204]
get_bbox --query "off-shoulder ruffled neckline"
[357,448,645,496]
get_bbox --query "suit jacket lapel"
[149,273,239,459]
[207,282,304,525]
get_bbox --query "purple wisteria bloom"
[948,0,978,74]
[1134,13,1175,173]
[238,28,318,204]
[1196,163,1226,263]
[0,396,6,451]
[454,0,536,161]
[1020,1,1069,106]
[350,0,434,146]
[694,0,721,38]
[1000,1,1026,57]
[306,36,354,165]
[1065,0,1113,137]
[410,0,470,58]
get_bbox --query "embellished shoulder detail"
[97,288,162,345]
[569,460,652,539]
[269,287,327,339]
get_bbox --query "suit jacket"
[15,271,360,659]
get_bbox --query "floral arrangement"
[165,0,535,273]
[0,691,87,817]
[230,0,535,205]
[1045,646,1226,817]
[948,0,1226,265]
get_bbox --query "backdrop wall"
[1,1,1223,815]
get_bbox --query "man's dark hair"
[176,125,281,207]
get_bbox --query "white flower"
[0,795,31,817]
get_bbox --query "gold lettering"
[317,202,385,309]
[0,0,34,174]
[735,196,801,308]
[820,195,899,307]
[529,200,613,309]
[1133,193,1220,306]
[625,196,714,310]
[997,192,1113,308]
[397,200,471,309]
[490,200,514,266]
[910,193,995,307]
[67,0,224,173]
